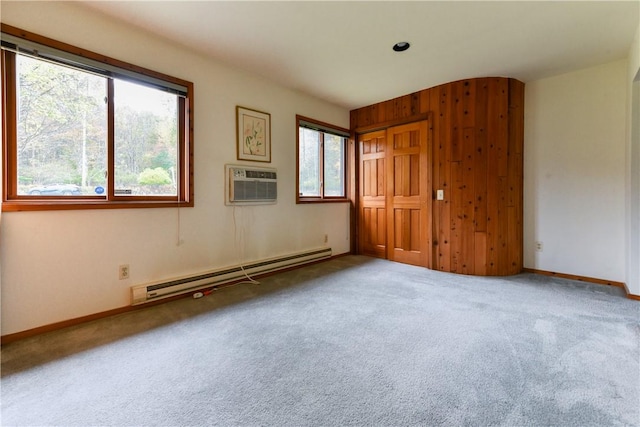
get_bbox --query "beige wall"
[626,23,640,296]
[0,2,351,335]
[524,60,628,285]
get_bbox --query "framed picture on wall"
[236,106,271,162]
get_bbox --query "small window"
[296,115,349,203]
[1,24,193,211]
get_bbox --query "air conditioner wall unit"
[225,164,277,205]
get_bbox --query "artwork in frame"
[236,106,271,162]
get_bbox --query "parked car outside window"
[28,184,82,196]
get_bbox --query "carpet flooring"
[1,255,639,426]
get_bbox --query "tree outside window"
[296,115,348,203]
[2,24,193,211]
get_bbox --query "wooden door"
[358,130,387,258]
[358,121,431,267]
[386,121,431,267]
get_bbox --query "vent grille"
[226,164,277,205]
[233,180,277,201]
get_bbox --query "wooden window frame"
[1,24,194,212]
[296,115,350,204]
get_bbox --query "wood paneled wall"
[351,78,524,276]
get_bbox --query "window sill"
[1,199,193,212]
[296,198,350,204]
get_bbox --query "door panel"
[361,206,386,258]
[359,130,387,258]
[386,121,430,266]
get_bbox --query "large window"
[1,25,193,211]
[296,115,349,203]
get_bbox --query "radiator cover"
[131,247,331,305]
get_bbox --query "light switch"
[437,189,444,200]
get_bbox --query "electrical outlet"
[535,241,543,252]
[119,264,130,280]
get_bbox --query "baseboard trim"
[523,268,639,300]
[1,253,351,346]
[623,283,640,301]
[0,292,188,346]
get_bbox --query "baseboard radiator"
[131,247,332,305]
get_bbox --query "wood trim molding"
[523,268,639,300]
[0,305,139,345]
[624,285,640,301]
[522,268,625,287]
[1,254,353,345]
[354,113,429,134]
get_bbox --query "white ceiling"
[80,1,639,110]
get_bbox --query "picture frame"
[236,106,271,162]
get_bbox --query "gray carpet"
[1,255,639,426]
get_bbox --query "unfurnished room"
[1,1,639,426]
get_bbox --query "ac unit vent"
[225,164,277,205]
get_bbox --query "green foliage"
[19,163,79,186]
[18,175,34,185]
[149,151,174,171]
[85,167,106,187]
[15,54,178,196]
[16,55,106,192]
[298,128,345,197]
[323,134,345,196]
[66,173,82,185]
[138,167,171,185]
[117,172,138,186]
